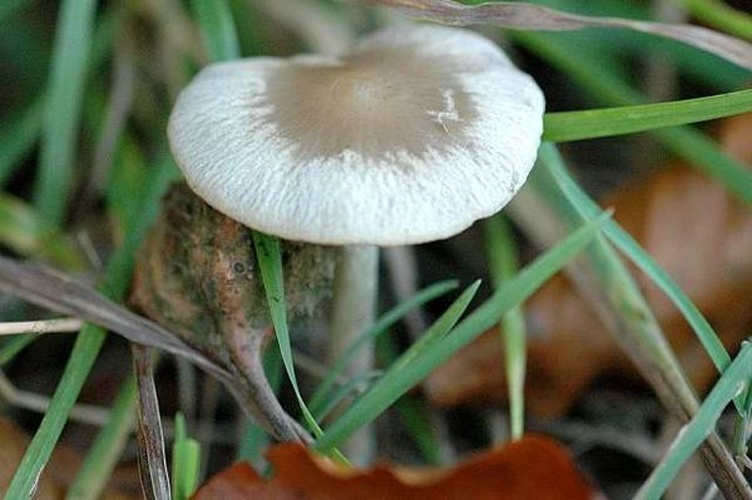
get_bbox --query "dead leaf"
[0,418,60,499]
[194,434,596,499]
[426,272,619,417]
[0,417,137,499]
[131,185,333,442]
[426,113,752,416]
[364,0,752,70]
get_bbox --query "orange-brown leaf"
[194,435,595,499]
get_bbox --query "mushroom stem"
[329,244,379,463]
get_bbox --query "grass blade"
[543,88,752,142]
[0,193,82,268]
[191,0,240,61]
[6,153,175,497]
[377,329,441,464]
[33,0,99,226]
[172,413,201,500]
[484,214,526,440]
[0,95,44,186]
[317,213,607,452]
[308,280,458,415]
[393,395,442,464]
[313,372,380,422]
[681,0,752,41]
[539,143,736,407]
[316,281,481,452]
[5,326,107,497]
[0,0,27,22]
[252,232,323,438]
[0,335,39,366]
[516,30,752,205]
[636,341,752,499]
[67,374,138,500]
[529,144,750,496]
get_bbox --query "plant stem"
[484,215,526,441]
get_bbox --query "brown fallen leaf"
[0,417,60,499]
[0,417,136,499]
[193,434,596,499]
[425,113,752,417]
[131,184,335,442]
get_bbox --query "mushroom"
[167,25,544,447]
[169,25,544,246]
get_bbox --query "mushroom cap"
[168,26,545,245]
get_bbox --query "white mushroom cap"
[168,26,545,245]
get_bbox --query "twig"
[0,255,230,381]
[0,318,82,336]
[531,417,662,465]
[133,344,171,500]
[0,370,110,426]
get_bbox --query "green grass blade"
[0,8,118,191]
[313,372,380,422]
[516,31,752,205]
[308,280,459,415]
[252,232,323,438]
[608,221,733,375]
[230,0,272,57]
[636,341,752,499]
[0,95,44,186]
[0,335,39,366]
[317,214,607,452]
[543,88,752,142]
[316,281,481,452]
[7,152,175,497]
[484,214,526,441]
[393,395,442,464]
[513,32,641,105]
[377,332,441,464]
[539,143,736,407]
[734,385,752,456]
[0,193,82,268]
[682,0,752,41]
[528,145,751,494]
[171,413,202,500]
[33,0,99,226]
[0,10,50,85]
[191,0,240,61]
[237,419,269,467]
[103,154,179,291]
[67,373,138,500]
[5,326,107,497]
[408,215,606,385]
